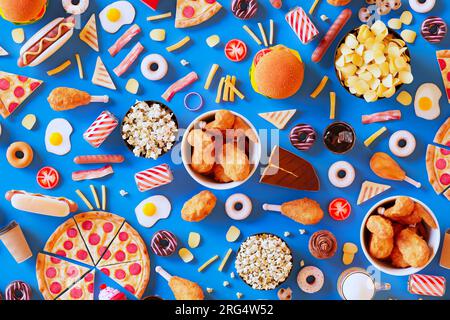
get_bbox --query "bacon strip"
[5,190,78,212]
[72,165,114,181]
[108,24,141,57]
[362,110,402,124]
[74,155,124,164]
[113,42,144,77]
[162,72,199,102]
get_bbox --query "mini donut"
[5,281,32,300]
[358,7,371,23]
[150,230,177,257]
[6,142,34,169]
[328,161,355,188]
[141,54,168,81]
[225,193,252,220]
[231,0,258,20]
[62,0,90,15]
[421,17,447,43]
[389,130,416,158]
[297,266,324,294]
[290,124,316,151]
[409,0,435,13]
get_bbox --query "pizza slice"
[99,260,150,299]
[434,117,450,149]
[73,211,125,265]
[97,222,149,267]
[426,144,450,195]
[175,0,222,28]
[36,253,91,300]
[444,188,450,201]
[0,71,42,118]
[44,218,94,266]
[436,50,450,103]
[57,269,95,300]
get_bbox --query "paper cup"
[0,221,32,263]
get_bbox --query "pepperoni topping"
[440,173,450,185]
[51,256,62,264]
[447,88,450,100]
[182,6,195,18]
[81,220,93,231]
[30,81,40,91]
[67,227,78,238]
[63,240,74,250]
[115,269,126,280]
[8,102,18,112]
[124,285,135,294]
[103,222,114,233]
[88,283,94,293]
[18,76,28,82]
[84,272,94,282]
[50,282,62,294]
[118,231,129,241]
[441,148,450,156]
[205,0,216,2]
[55,250,66,258]
[0,78,10,90]
[101,268,110,276]
[70,287,83,299]
[129,263,142,275]
[76,250,88,261]
[66,266,79,278]
[126,243,138,254]
[14,86,24,98]
[46,267,57,278]
[115,250,126,262]
[102,249,111,261]
[88,233,100,245]
[98,246,107,256]
[447,72,450,82]
[438,58,447,70]
[436,158,447,170]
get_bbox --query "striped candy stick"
[285,7,319,44]
[134,164,173,192]
[83,111,118,148]
[408,274,446,297]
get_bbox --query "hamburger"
[250,45,304,99]
[0,0,47,24]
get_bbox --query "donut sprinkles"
[231,0,258,20]
[289,124,316,151]
[151,230,178,256]
[421,17,447,43]
[5,280,32,300]
[297,266,325,294]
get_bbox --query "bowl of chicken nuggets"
[181,109,261,190]
[360,196,440,276]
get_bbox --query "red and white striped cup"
[83,111,118,148]
[135,163,173,192]
[408,274,446,297]
[285,7,319,45]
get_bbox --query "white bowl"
[360,196,440,276]
[181,110,261,190]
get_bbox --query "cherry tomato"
[37,166,60,189]
[225,39,248,62]
[328,198,351,221]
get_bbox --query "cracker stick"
[101,185,107,211]
[258,23,269,47]
[243,25,262,45]
[75,53,83,79]
[198,255,219,272]
[218,248,233,272]
[230,76,236,102]
[330,91,336,119]
[309,0,321,15]
[216,77,225,103]
[147,12,172,21]
[269,19,274,45]
[310,75,329,98]
[204,64,219,90]
[76,189,94,210]
[226,77,245,100]
[89,185,101,209]
[47,60,71,76]
[223,75,231,101]
[166,36,190,52]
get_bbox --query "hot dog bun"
[0,0,47,24]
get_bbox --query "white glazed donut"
[141,54,168,81]
[409,0,436,13]
[62,0,90,15]
[389,130,416,158]
[328,161,355,188]
[225,193,252,220]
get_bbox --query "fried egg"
[99,1,135,34]
[45,118,73,156]
[414,83,442,120]
[135,195,171,228]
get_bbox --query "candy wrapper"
[408,274,446,297]
[135,164,173,192]
[285,7,319,44]
[83,111,118,148]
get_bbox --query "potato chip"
[150,29,166,41]
[371,20,387,37]
[345,34,359,49]
[400,29,417,43]
[396,90,412,106]
[179,248,194,263]
[364,91,378,103]
[22,114,36,130]
[399,71,413,84]
[12,28,25,44]
[226,226,240,242]
[382,74,393,88]
[388,18,402,30]
[188,232,201,248]
[206,35,220,47]
[383,86,396,98]
[125,78,139,94]
[400,11,413,25]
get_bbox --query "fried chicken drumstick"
[47,87,109,111]
[155,266,204,300]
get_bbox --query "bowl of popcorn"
[334,21,413,103]
[181,109,261,190]
[235,233,293,290]
[121,100,178,160]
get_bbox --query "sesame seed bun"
[250,46,304,99]
[0,0,47,24]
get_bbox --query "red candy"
[328,198,351,221]
[36,166,60,189]
[225,39,248,62]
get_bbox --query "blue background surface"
[0,0,449,300]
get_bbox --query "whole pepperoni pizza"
[37,212,150,300]
[175,0,222,28]
[433,117,450,148]
[426,144,450,197]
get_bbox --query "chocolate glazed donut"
[231,0,258,20]
[309,230,338,259]
[421,17,447,43]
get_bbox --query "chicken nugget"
[219,143,250,181]
[191,138,215,174]
[413,202,437,229]
[213,164,232,183]
[384,196,414,218]
[206,110,235,130]
[389,207,422,225]
[366,215,394,239]
[390,245,410,268]
[396,228,431,268]
[410,222,428,240]
[233,116,259,144]
[392,222,405,236]
[280,198,324,225]
[369,234,394,259]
